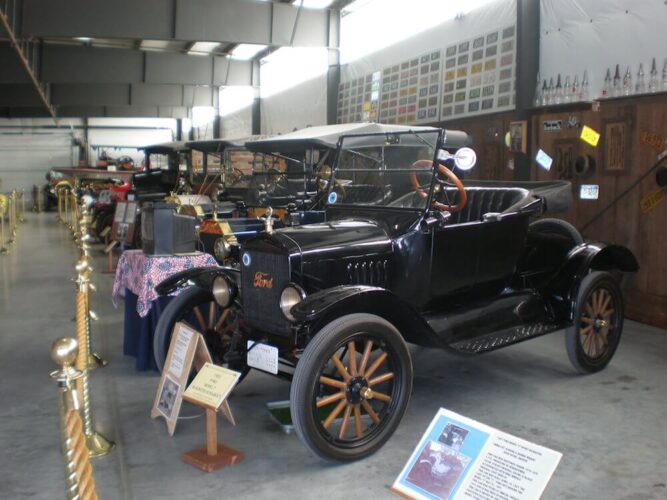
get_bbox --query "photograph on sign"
[392,408,562,500]
[113,201,127,223]
[535,149,553,171]
[508,121,527,153]
[156,375,180,421]
[580,184,600,200]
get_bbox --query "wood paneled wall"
[438,111,516,182]
[531,95,667,329]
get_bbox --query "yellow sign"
[183,363,241,410]
[580,125,600,147]
[640,188,666,214]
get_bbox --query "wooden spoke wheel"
[566,271,624,373]
[290,313,412,461]
[153,287,248,378]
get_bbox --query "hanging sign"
[535,149,553,171]
[640,188,666,214]
[580,125,600,147]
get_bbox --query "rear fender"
[291,285,444,348]
[547,243,638,321]
[154,266,239,295]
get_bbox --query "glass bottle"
[662,58,667,91]
[622,67,632,96]
[541,80,548,106]
[581,70,589,101]
[573,74,580,101]
[649,57,659,93]
[635,63,646,94]
[612,64,621,97]
[534,72,542,107]
[553,74,562,104]
[602,68,612,98]
[548,77,555,105]
[563,75,571,103]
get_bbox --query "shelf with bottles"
[533,58,667,110]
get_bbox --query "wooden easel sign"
[181,363,243,472]
[151,322,213,435]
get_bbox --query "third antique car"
[156,125,638,462]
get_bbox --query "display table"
[112,250,218,371]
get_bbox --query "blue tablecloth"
[122,289,174,372]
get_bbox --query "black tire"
[290,313,413,462]
[153,286,248,377]
[565,271,624,373]
[530,218,583,247]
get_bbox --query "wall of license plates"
[337,25,516,125]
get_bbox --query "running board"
[450,323,560,355]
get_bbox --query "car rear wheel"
[153,286,248,377]
[290,313,412,461]
[565,271,624,373]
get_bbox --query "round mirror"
[454,147,477,171]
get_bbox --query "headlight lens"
[212,276,231,307]
[213,236,231,261]
[280,285,306,321]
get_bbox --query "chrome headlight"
[212,276,232,307]
[280,284,306,321]
[213,236,232,261]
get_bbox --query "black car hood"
[271,219,392,258]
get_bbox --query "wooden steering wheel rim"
[409,159,467,213]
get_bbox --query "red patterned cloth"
[112,250,218,317]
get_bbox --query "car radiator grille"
[241,250,291,334]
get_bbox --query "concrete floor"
[1,213,666,500]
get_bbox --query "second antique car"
[154,125,638,462]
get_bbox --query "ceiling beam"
[21,0,330,47]
[0,7,56,120]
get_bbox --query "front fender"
[291,285,445,348]
[547,242,638,320]
[154,266,239,295]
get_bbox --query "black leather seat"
[443,187,530,224]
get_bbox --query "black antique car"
[155,125,638,462]
[153,124,385,369]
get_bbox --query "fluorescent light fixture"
[74,37,93,42]
[301,0,335,8]
[188,41,221,55]
[231,43,268,60]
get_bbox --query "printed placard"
[113,201,127,223]
[579,184,600,200]
[640,188,666,214]
[535,149,553,171]
[247,341,279,374]
[392,408,562,500]
[639,130,665,152]
[183,363,241,410]
[151,322,213,435]
[580,125,600,147]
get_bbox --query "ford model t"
[156,125,638,461]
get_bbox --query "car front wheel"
[565,271,624,373]
[290,313,413,461]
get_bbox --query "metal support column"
[326,8,341,125]
[513,0,540,181]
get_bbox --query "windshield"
[329,130,440,209]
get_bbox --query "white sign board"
[246,341,279,375]
[392,408,562,500]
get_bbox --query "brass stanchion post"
[77,203,107,369]
[50,337,99,500]
[8,190,16,244]
[20,188,26,223]
[0,194,7,254]
[74,257,114,457]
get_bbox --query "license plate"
[247,341,279,374]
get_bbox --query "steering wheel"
[265,167,288,195]
[409,159,467,213]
